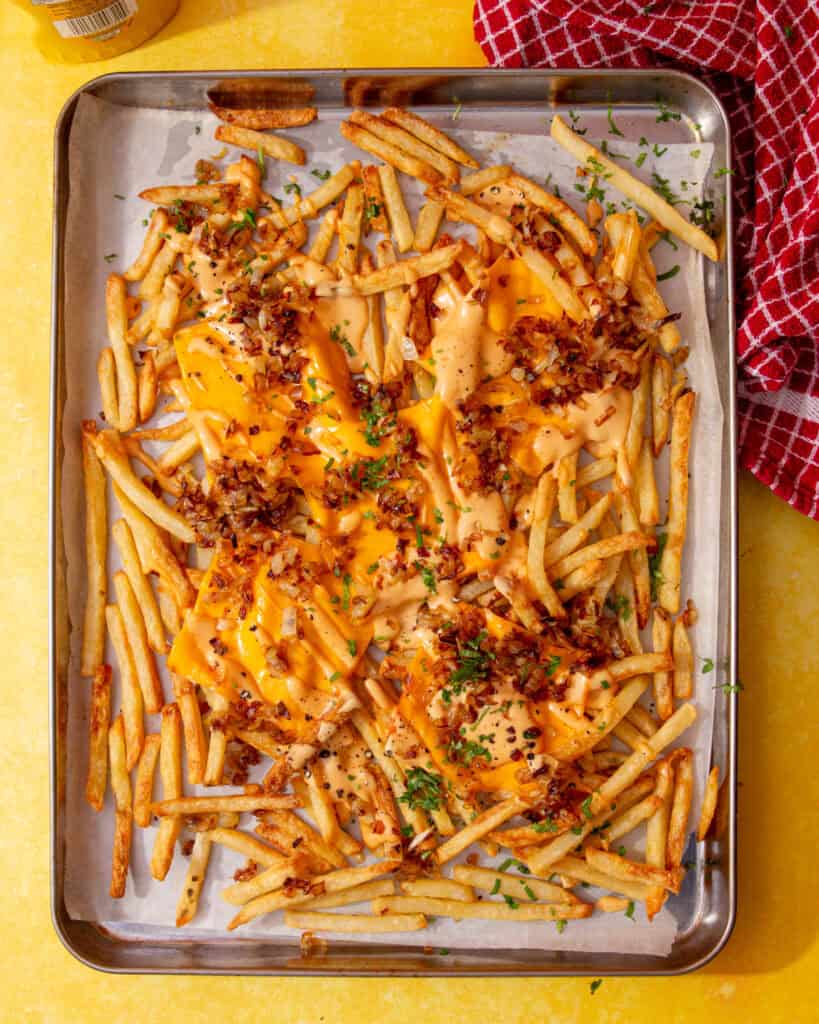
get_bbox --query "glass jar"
[11,0,180,62]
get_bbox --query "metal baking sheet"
[49,68,737,976]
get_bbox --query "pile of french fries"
[80,102,723,937]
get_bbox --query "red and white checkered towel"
[474,0,819,518]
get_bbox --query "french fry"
[413,200,445,252]
[426,185,515,247]
[505,174,597,257]
[108,715,133,898]
[139,183,238,206]
[609,210,641,283]
[337,183,364,274]
[585,845,684,894]
[436,796,528,866]
[401,877,475,902]
[556,451,578,523]
[377,164,414,253]
[672,618,694,699]
[550,115,718,261]
[635,438,660,525]
[615,488,651,629]
[453,866,578,905]
[81,423,107,676]
[209,104,317,130]
[549,531,652,582]
[658,392,695,613]
[268,162,358,229]
[221,856,314,906]
[93,430,195,542]
[360,165,390,235]
[105,603,144,769]
[308,207,339,263]
[214,123,305,165]
[97,348,119,427]
[284,911,427,933]
[596,896,632,913]
[625,357,651,472]
[652,353,672,455]
[133,732,161,828]
[527,472,565,619]
[172,676,207,786]
[317,243,463,297]
[153,794,299,817]
[113,570,163,714]
[460,165,512,196]
[553,856,653,902]
[644,758,675,918]
[206,827,287,868]
[651,608,673,721]
[85,664,112,811]
[151,703,183,881]
[228,861,399,930]
[543,493,613,567]
[381,108,479,168]
[667,748,694,867]
[604,794,663,844]
[300,879,395,910]
[256,811,348,870]
[125,208,169,282]
[137,351,158,423]
[341,121,441,184]
[372,895,592,922]
[204,725,228,787]
[105,274,138,432]
[697,765,720,841]
[176,831,212,927]
[349,111,459,183]
[111,520,166,655]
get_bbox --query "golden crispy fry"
[93,430,194,542]
[401,877,474,902]
[105,603,144,769]
[80,423,107,676]
[153,794,300,817]
[378,164,414,253]
[85,664,112,812]
[436,796,528,866]
[667,748,694,867]
[308,207,339,263]
[381,108,479,168]
[285,911,426,933]
[228,861,399,930]
[151,703,183,881]
[543,493,613,567]
[125,208,169,282]
[221,856,314,906]
[113,570,163,713]
[338,183,364,274]
[139,183,238,206]
[299,879,395,910]
[136,351,158,424]
[635,438,660,526]
[176,831,212,927]
[506,174,597,257]
[358,165,389,236]
[108,715,133,898]
[672,617,694,699]
[205,827,287,868]
[644,758,675,918]
[658,392,695,613]
[105,274,138,431]
[652,353,673,455]
[519,243,589,323]
[554,856,653,902]
[97,348,119,428]
[426,185,515,246]
[172,676,207,786]
[316,242,463,297]
[209,103,317,130]
[453,866,578,905]
[349,111,459,183]
[413,200,445,252]
[460,165,512,196]
[341,121,441,184]
[585,845,684,894]
[214,123,305,165]
[204,725,228,787]
[651,608,674,721]
[549,531,652,582]
[609,210,642,283]
[269,162,359,229]
[133,732,161,828]
[256,811,348,870]
[372,895,592,922]
[111,518,167,654]
[556,451,578,523]
[697,765,720,842]
[526,472,565,618]
[551,115,718,260]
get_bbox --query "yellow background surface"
[1,1,817,1020]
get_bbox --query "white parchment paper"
[61,94,722,956]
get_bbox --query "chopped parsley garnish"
[346,638,357,657]
[433,507,444,524]
[360,397,395,447]
[590,979,603,995]
[113,193,125,200]
[367,562,379,574]
[652,143,668,158]
[532,818,558,834]
[352,455,389,491]
[522,882,537,901]
[502,894,519,910]
[399,767,443,812]
[330,322,356,357]
[714,167,734,178]
[400,824,414,837]
[449,630,494,690]
[311,168,331,180]
[498,858,530,874]
[656,265,681,282]
[446,734,491,766]
[649,532,668,599]
[617,845,626,857]
[256,146,266,176]
[555,919,567,934]
[103,253,117,263]
[452,98,462,121]
[568,110,587,136]
[227,207,257,236]
[283,182,302,197]
[415,561,437,595]
[718,680,744,695]
[691,198,716,232]
[580,796,594,820]
[490,879,501,895]
[341,573,353,611]
[635,152,647,168]
[651,172,682,206]
[606,106,624,137]
[701,657,714,674]
[328,671,341,682]
[655,98,681,123]
[364,199,381,221]
[626,900,636,920]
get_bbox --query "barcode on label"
[53,0,138,38]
